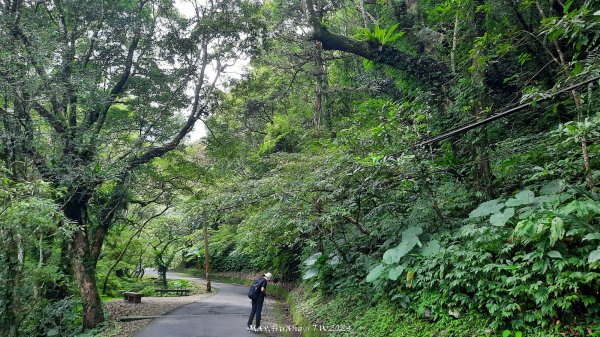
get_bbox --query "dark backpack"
[248,279,262,300]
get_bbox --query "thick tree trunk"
[63,197,105,329]
[45,239,73,301]
[0,230,26,337]
[581,140,594,189]
[432,191,446,223]
[72,229,105,329]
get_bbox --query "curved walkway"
[135,272,266,337]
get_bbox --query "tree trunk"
[450,13,459,74]
[64,196,105,329]
[358,0,370,28]
[160,268,168,289]
[581,138,594,190]
[475,132,494,198]
[313,41,329,130]
[72,229,104,329]
[432,191,446,223]
[2,231,17,336]
[203,222,211,293]
[135,247,146,280]
[156,257,168,288]
[572,90,595,191]
[471,0,494,199]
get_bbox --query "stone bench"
[123,291,143,303]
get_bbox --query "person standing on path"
[247,272,272,332]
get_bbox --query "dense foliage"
[1,0,600,336]
[194,0,600,335]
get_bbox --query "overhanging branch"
[302,0,450,86]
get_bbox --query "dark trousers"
[247,295,265,328]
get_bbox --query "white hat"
[264,272,272,280]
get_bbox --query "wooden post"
[203,222,211,292]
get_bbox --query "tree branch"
[31,102,66,133]
[130,189,167,208]
[86,0,146,132]
[123,39,215,173]
[302,0,450,86]
[343,215,371,235]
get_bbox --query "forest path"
[135,270,276,337]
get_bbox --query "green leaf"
[303,267,319,280]
[402,226,423,238]
[397,238,419,258]
[560,200,579,215]
[587,202,600,215]
[502,330,511,337]
[327,255,340,266]
[572,62,583,76]
[383,226,423,264]
[489,208,514,227]
[383,247,401,265]
[366,264,386,282]
[547,250,562,259]
[558,192,573,203]
[303,252,322,266]
[515,332,523,337]
[505,190,535,207]
[470,199,504,218]
[421,240,441,257]
[563,0,573,14]
[518,207,534,219]
[589,248,600,264]
[549,217,565,246]
[583,233,600,241]
[388,265,404,281]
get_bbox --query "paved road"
[134,271,262,337]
